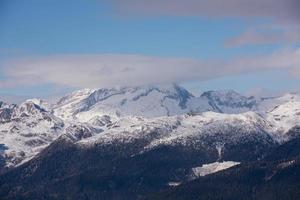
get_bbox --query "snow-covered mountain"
[1,84,300,169]
[52,84,263,122]
[51,85,300,136]
[0,100,63,166]
[77,111,277,164]
[0,100,104,167]
[53,84,194,121]
[2,85,300,199]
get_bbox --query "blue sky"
[1,0,300,99]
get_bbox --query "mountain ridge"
[1,84,300,199]
[1,84,299,169]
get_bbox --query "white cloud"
[1,49,300,89]
[226,24,300,47]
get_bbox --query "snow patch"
[191,161,240,178]
[168,182,181,187]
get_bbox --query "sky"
[0,0,300,101]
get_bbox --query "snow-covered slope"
[0,100,105,167]
[0,101,64,166]
[0,101,275,168]
[2,85,300,169]
[264,93,300,135]
[78,111,276,155]
[53,89,96,120]
[189,90,258,114]
[53,85,264,122]
[191,161,240,178]
[53,84,194,121]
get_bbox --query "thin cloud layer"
[1,49,300,89]
[110,0,300,46]
[112,0,300,21]
[226,24,300,47]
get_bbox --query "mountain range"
[1,84,300,199]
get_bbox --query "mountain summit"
[53,84,194,120]
[52,84,261,122]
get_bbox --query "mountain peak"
[0,101,7,109]
[25,98,51,112]
[200,90,257,111]
[56,88,96,106]
[200,89,243,99]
